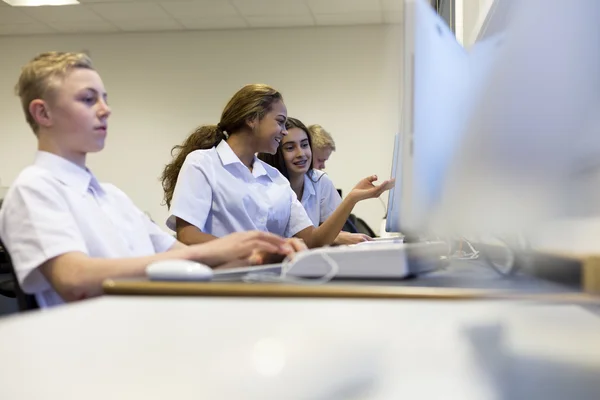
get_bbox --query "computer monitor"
[384,133,400,223]
[385,0,469,237]
[434,0,600,242]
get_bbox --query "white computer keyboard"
[354,236,404,246]
[212,241,446,281]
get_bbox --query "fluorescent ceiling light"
[3,0,80,6]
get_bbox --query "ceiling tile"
[78,0,160,3]
[384,10,402,24]
[178,15,248,30]
[314,11,382,26]
[21,4,105,22]
[161,1,239,20]
[381,0,402,12]
[1,0,393,35]
[307,0,381,14]
[246,14,314,28]
[110,18,183,31]
[47,20,119,33]
[90,2,171,20]
[0,7,37,24]
[232,0,310,17]
[0,23,55,35]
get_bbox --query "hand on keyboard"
[334,231,372,245]
[248,237,308,265]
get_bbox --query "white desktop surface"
[0,297,599,399]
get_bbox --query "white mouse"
[146,259,214,281]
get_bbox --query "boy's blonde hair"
[308,124,336,151]
[15,51,94,133]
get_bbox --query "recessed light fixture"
[2,0,80,6]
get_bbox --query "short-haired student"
[308,124,336,170]
[0,53,296,308]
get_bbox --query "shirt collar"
[302,173,316,201]
[34,151,104,195]
[216,140,268,179]
[216,140,239,166]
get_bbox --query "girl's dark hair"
[258,117,317,182]
[161,84,283,208]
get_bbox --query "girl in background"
[259,117,390,245]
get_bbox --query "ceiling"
[0,0,403,36]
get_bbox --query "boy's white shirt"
[0,151,176,308]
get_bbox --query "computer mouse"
[146,259,214,281]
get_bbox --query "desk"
[0,297,599,399]
[531,250,600,294]
[103,260,599,304]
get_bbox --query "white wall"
[461,0,494,47]
[0,24,401,234]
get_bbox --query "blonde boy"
[308,124,336,170]
[0,52,297,307]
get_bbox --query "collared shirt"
[300,170,343,227]
[167,140,313,238]
[0,151,176,308]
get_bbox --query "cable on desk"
[242,250,340,285]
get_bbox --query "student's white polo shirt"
[167,140,313,238]
[0,151,176,308]
[300,170,343,227]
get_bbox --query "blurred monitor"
[386,0,600,255]
[434,0,600,244]
[385,0,469,236]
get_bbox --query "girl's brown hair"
[161,84,283,208]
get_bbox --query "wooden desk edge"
[582,256,600,294]
[535,251,600,294]
[102,280,600,305]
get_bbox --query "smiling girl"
[258,117,393,245]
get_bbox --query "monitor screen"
[434,0,600,239]
[385,0,468,235]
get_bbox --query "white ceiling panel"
[0,0,402,36]
[47,19,119,33]
[21,5,105,22]
[314,11,382,26]
[78,0,162,3]
[232,0,311,17]
[110,17,183,31]
[89,2,172,20]
[246,13,314,28]
[307,0,381,15]
[160,1,239,20]
[0,6,38,24]
[0,22,55,35]
[178,15,248,30]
